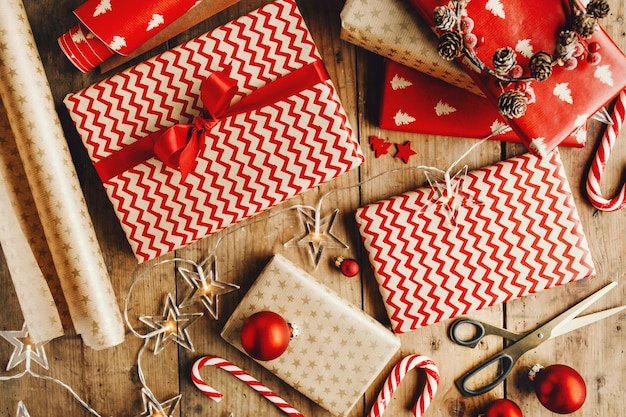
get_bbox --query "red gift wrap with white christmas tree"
[408,0,626,156]
[64,0,364,262]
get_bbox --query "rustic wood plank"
[0,0,624,417]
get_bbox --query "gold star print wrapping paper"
[0,0,124,349]
[221,254,401,417]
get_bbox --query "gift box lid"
[408,0,626,156]
[355,150,596,333]
[64,0,364,262]
[380,60,586,147]
[221,254,401,417]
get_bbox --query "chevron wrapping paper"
[221,254,401,417]
[408,0,626,157]
[64,0,364,262]
[355,150,596,333]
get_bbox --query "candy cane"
[368,354,440,417]
[191,356,305,417]
[586,90,626,212]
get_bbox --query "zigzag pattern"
[355,151,595,333]
[64,0,364,262]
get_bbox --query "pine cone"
[529,52,553,81]
[433,6,457,31]
[437,32,463,61]
[574,13,598,38]
[554,30,577,60]
[492,47,517,75]
[586,0,610,19]
[498,90,527,119]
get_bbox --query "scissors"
[449,281,625,396]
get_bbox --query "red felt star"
[395,141,417,163]
[369,135,392,158]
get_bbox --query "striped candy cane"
[191,356,305,417]
[586,90,626,212]
[368,354,440,417]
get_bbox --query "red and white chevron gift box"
[64,0,364,262]
[355,150,596,333]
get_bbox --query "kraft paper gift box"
[355,150,596,333]
[408,0,626,156]
[380,60,587,147]
[221,254,401,417]
[340,0,481,95]
[64,0,365,262]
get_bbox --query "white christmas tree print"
[486,0,505,18]
[71,30,86,43]
[490,120,509,134]
[553,83,573,104]
[391,74,412,90]
[594,65,614,86]
[515,39,533,58]
[147,14,165,31]
[434,100,456,116]
[574,114,588,128]
[394,110,416,126]
[109,36,127,51]
[93,0,112,17]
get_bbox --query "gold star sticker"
[178,256,240,320]
[139,294,202,354]
[284,207,348,267]
[0,323,49,371]
[135,388,181,417]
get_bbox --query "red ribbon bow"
[94,60,330,181]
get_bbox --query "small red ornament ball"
[531,364,586,414]
[241,311,291,361]
[335,257,360,277]
[484,399,523,417]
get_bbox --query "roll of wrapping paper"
[0,104,64,344]
[0,0,124,350]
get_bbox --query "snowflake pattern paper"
[221,254,400,417]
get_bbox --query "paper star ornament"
[178,256,240,320]
[136,388,181,417]
[0,323,49,371]
[139,294,202,354]
[284,207,348,267]
[16,401,31,417]
[422,166,482,225]
[395,141,417,163]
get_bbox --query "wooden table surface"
[1,0,625,416]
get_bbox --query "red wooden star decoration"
[395,141,417,163]
[369,135,392,158]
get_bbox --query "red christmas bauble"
[335,257,360,277]
[484,399,523,417]
[531,364,586,414]
[240,311,291,361]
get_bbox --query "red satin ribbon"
[94,60,330,181]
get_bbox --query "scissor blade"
[543,282,618,338]
[551,305,626,339]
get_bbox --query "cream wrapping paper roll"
[0,111,63,343]
[0,0,124,349]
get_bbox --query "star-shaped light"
[284,207,348,267]
[139,293,202,354]
[178,256,240,320]
[136,388,181,417]
[395,141,417,163]
[369,135,392,158]
[0,323,49,371]
[16,401,31,417]
[421,166,482,226]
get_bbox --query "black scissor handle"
[455,352,515,396]
[449,319,486,348]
